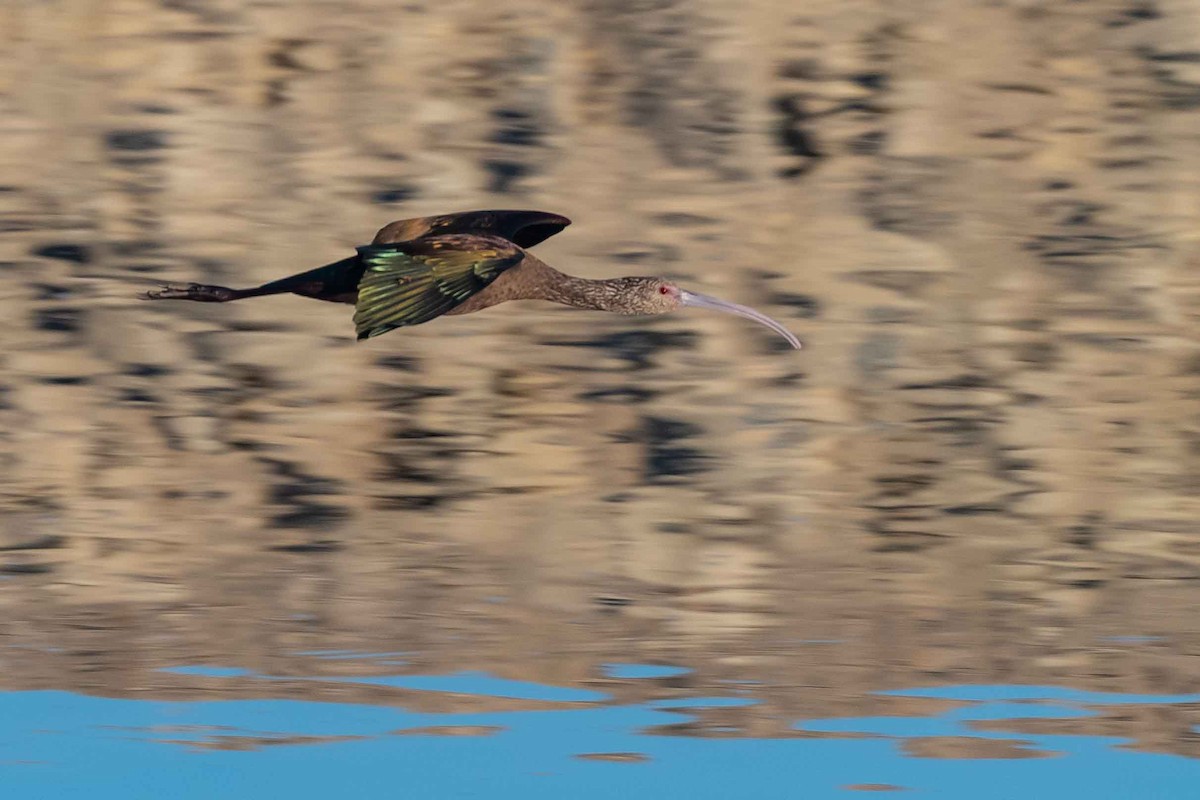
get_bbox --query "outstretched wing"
[372,209,571,249]
[353,234,524,340]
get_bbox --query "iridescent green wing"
[353,234,524,341]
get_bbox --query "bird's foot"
[144,283,239,302]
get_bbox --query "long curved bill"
[680,290,803,350]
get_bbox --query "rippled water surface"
[6,662,1200,799]
[4,0,1200,796]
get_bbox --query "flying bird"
[145,209,802,349]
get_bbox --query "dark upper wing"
[353,234,524,340]
[372,209,571,249]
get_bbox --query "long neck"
[448,254,647,317]
[525,259,641,314]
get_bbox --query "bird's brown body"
[443,257,547,316]
[146,209,801,349]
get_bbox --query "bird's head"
[622,277,802,349]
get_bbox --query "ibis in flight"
[145,209,802,349]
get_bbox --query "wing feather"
[372,209,570,247]
[352,235,524,340]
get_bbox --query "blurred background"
[3,0,1200,794]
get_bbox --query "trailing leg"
[144,283,263,302]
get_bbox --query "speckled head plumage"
[581,276,683,315]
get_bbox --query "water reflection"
[4,668,1200,799]
[4,0,1200,796]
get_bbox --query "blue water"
[603,663,692,679]
[3,673,1199,799]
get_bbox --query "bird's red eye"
[659,285,670,295]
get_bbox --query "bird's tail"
[254,256,361,300]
